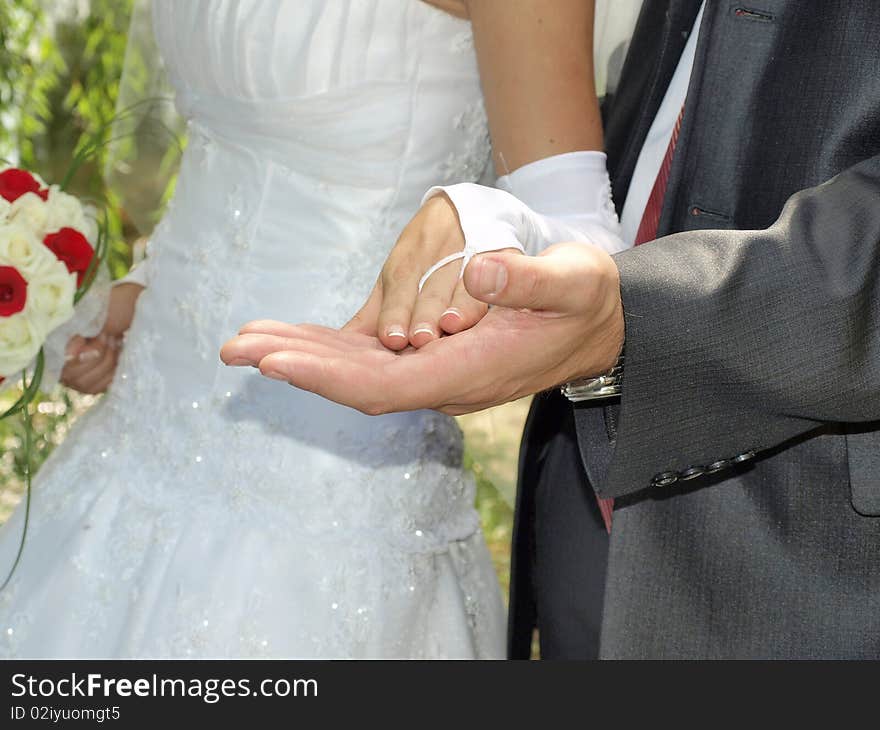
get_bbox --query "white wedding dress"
[0,0,506,658]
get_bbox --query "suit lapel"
[604,0,704,212]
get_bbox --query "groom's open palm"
[221,243,625,416]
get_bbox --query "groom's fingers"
[222,332,349,366]
[238,319,302,337]
[257,351,405,414]
[258,336,473,414]
[234,322,386,348]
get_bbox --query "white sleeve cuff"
[420,151,628,290]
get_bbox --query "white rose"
[80,204,99,244]
[27,263,76,333]
[44,189,89,239]
[0,222,56,279]
[0,311,45,379]
[7,191,50,235]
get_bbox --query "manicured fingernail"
[227,357,252,366]
[476,259,507,297]
[412,324,435,338]
[262,369,287,381]
[385,326,407,339]
[78,349,101,363]
[442,308,463,321]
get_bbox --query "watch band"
[560,355,625,402]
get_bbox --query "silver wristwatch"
[560,355,625,402]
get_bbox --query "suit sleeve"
[585,154,880,498]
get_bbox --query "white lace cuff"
[419,151,628,291]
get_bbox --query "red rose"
[43,228,95,287]
[0,265,28,317]
[0,168,49,203]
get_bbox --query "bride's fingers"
[72,347,118,394]
[376,262,421,352]
[341,278,382,335]
[60,341,106,384]
[87,355,122,395]
[439,278,488,334]
[408,259,460,348]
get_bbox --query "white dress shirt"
[620,2,705,244]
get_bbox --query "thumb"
[463,247,582,312]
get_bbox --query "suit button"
[652,471,679,488]
[733,450,756,464]
[705,459,731,474]
[679,466,705,481]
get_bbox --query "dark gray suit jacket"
[511,0,880,658]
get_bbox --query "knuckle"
[382,261,416,288]
[417,290,448,307]
[521,266,543,307]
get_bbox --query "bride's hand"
[60,282,144,394]
[343,193,518,349]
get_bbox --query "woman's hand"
[343,193,518,349]
[60,282,144,394]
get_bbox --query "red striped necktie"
[596,105,685,535]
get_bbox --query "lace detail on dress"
[440,99,492,185]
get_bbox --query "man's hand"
[220,243,624,416]
[344,193,519,349]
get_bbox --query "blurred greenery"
[0,0,528,605]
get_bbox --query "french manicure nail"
[262,369,287,381]
[78,349,101,363]
[412,324,435,337]
[227,357,252,366]
[442,308,463,321]
[385,326,407,339]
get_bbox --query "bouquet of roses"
[0,166,109,386]
[0,166,109,391]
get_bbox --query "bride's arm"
[469,0,603,175]
[343,0,621,349]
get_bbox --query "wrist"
[562,261,625,402]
